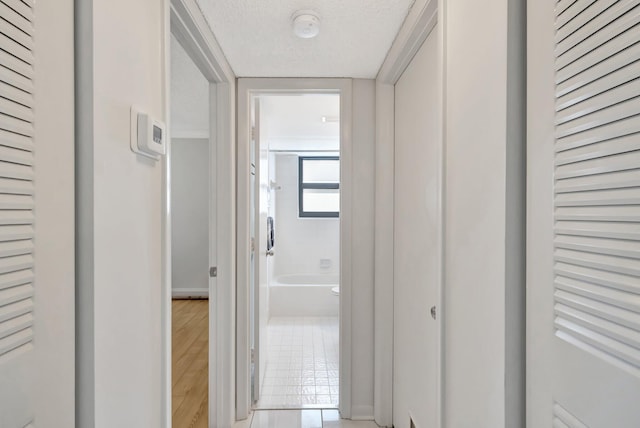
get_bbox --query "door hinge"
[430,305,437,320]
[209,266,217,278]
[251,348,255,364]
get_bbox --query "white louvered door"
[0,0,74,426]
[528,1,640,427]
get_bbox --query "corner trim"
[374,1,441,426]
[377,0,438,85]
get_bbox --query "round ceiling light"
[292,10,320,39]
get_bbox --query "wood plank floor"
[172,299,208,428]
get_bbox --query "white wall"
[170,34,210,137]
[260,94,341,278]
[443,0,525,427]
[76,0,166,425]
[273,153,340,277]
[171,139,209,295]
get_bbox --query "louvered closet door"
[0,0,74,426]
[529,1,640,427]
[0,0,37,426]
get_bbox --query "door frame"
[162,1,236,427]
[236,78,353,419]
[525,0,564,425]
[374,0,441,426]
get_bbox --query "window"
[298,156,340,218]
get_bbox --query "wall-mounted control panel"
[130,106,166,160]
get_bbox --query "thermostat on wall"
[130,106,166,159]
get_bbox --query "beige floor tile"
[321,410,380,427]
[251,409,323,428]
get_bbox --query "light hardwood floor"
[172,299,208,428]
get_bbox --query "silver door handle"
[266,250,274,256]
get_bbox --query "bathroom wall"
[259,95,341,277]
[273,153,340,276]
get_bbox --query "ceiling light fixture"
[292,10,320,39]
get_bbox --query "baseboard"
[172,288,209,299]
[350,405,374,421]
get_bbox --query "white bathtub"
[269,274,339,317]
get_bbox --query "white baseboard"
[350,405,374,421]
[172,288,208,298]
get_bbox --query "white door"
[528,1,640,426]
[252,98,270,403]
[0,0,75,426]
[393,28,441,428]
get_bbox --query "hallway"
[236,410,379,428]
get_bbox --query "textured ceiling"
[196,0,415,78]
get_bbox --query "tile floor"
[233,409,380,428]
[255,317,339,409]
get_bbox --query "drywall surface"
[170,34,209,137]
[76,0,165,426]
[349,79,376,418]
[273,153,340,277]
[393,29,440,428]
[443,0,525,426]
[171,139,209,295]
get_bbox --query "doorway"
[236,79,354,419]
[250,94,342,410]
[169,32,212,427]
[163,1,236,426]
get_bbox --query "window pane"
[302,159,339,184]
[302,188,340,213]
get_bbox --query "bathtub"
[269,274,339,317]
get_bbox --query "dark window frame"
[298,156,340,218]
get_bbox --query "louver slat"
[556,2,639,56]
[554,1,640,372]
[553,403,589,428]
[556,41,640,98]
[0,0,34,23]
[556,4,640,70]
[0,0,34,362]
[555,0,597,31]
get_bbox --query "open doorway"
[169,32,212,426]
[251,95,341,410]
[162,2,235,426]
[237,78,353,420]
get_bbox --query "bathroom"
[253,94,341,409]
